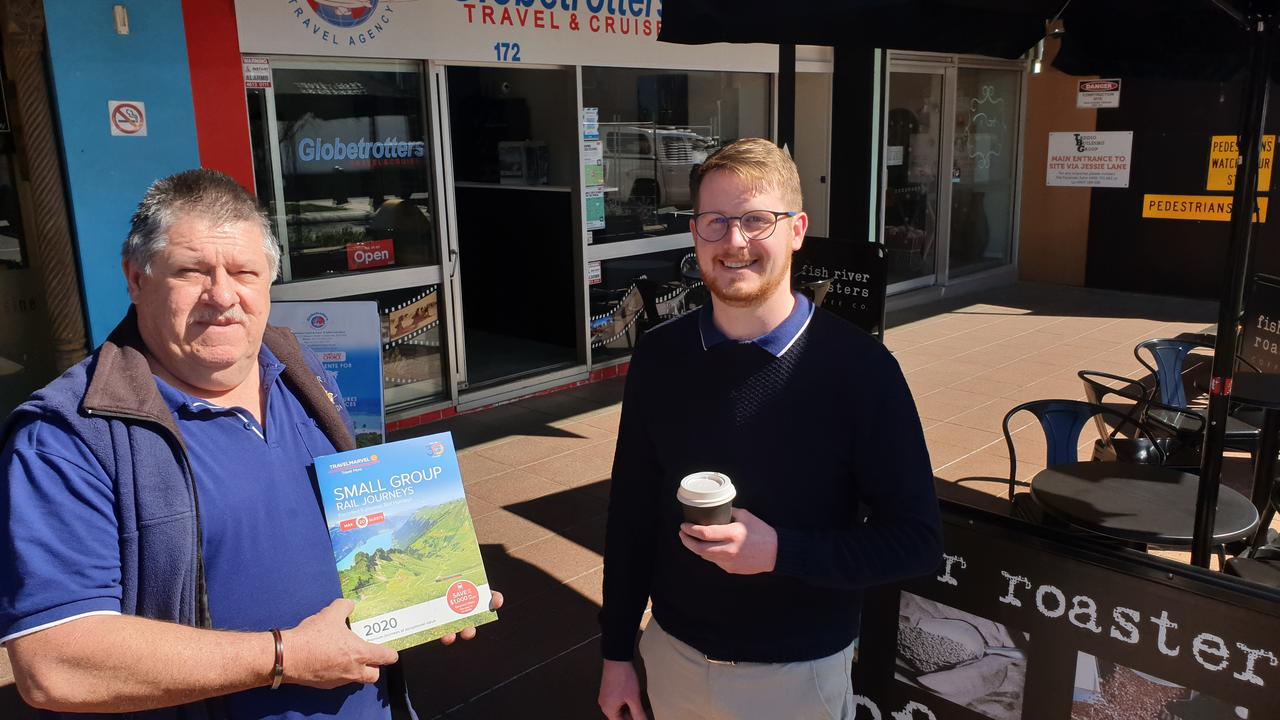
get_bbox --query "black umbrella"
[659,0,1280,568]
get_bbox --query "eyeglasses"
[692,210,798,243]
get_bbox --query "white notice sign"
[1046,132,1133,188]
[1077,79,1121,109]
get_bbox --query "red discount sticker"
[446,580,480,614]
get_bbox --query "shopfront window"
[269,65,437,282]
[344,285,447,408]
[0,78,53,418]
[250,59,448,413]
[590,248,706,360]
[949,67,1020,278]
[582,67,771,244]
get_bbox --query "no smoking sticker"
[108,100,147,137]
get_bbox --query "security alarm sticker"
[243,56,272,88]
[316,432,496,649]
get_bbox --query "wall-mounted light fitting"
[113,5,129,36]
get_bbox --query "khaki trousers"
[639,619,856,720]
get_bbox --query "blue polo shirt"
[698,291,814,356]
[0,346,388,719]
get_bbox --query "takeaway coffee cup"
[677,471,737,525]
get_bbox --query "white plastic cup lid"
[677,471,736,508]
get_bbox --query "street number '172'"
[494,42,521,62]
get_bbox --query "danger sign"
[108,101,147,137]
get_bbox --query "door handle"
[449,247,458,280]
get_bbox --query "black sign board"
[793,236,887,338]
[852,503,1280,719]
[1240,274,1280,374]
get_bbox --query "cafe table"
[1030,461,1259,547]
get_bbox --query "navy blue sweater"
[600,308,942,663]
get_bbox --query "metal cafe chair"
[1134,337,1212,410]
[793,276,833,307]
[1077,370,1204,470]
[1001,399,1166,522]
[1134,338,1261,454]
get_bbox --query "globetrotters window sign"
[1046,132,1133,188]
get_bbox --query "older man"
[0,169,497,719]
[598,139,941,720]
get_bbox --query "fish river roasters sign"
[852,508,1280,719]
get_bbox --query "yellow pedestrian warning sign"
[1206,135,1274,191]
[1142,194,1268,222]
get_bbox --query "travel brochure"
[315,432,497,650]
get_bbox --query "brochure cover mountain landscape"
[315,432,497,650]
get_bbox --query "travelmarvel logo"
[328,454,380,473]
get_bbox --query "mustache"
[189,307,248,324]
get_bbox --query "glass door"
[247,57,452,414]
[884,66,945,292]
[949,67,1021,278]
[442,65,581,390]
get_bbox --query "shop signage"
[242,55,272,89]
[1239,274,1280,374]
[1206,134,1275,192]
[347,239,395,271]
[291,133,426,175]
[793,236,887,337]
[297,136,425,164]
[1046,131,1132,187]
[235,0,775,73]
[1142,193,1268,222]
[1076,78,1121,109]
[853,505,1280,719]
[270,301,385,446]
[585,188,605,230]
[108,100,147,137]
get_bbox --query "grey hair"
[123,169,281,281]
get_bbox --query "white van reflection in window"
[601,123,715,211]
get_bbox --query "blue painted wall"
[44,0,200,346]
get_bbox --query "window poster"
[271,301,385,447]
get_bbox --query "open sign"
[347,239,395,271]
